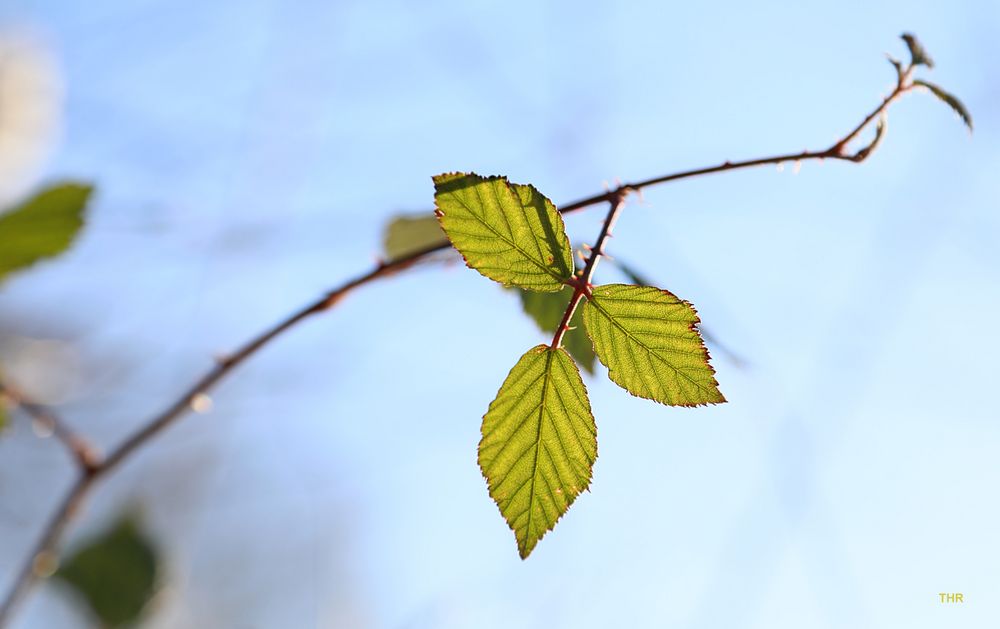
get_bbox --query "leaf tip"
[584,285,726,407]
[900,32,934,68]
[912,79,973,133]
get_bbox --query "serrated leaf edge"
[583,285,726,407]
[432,172,574,291]
[478,345,596,558]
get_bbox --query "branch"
[551,190,627,349]
[0,72,916,627]
[0,381,100,473]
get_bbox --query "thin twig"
[0,72,916,627]
[0,382,100,473]
[0,255,428,625]
[552,190,627,349]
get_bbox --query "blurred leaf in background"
[517,288,596,374]
[0,182,92,286]
[54,514,160,628]
[382,212,596,371]
[382,212,446,262]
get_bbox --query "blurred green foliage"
[55,514,159,628]
[0,183,92,286]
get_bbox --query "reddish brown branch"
[551,190,627,349]
[0,70,917,627]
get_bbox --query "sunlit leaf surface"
[479,345,596,558]
[433,172,573,291]
[583,284,724,406]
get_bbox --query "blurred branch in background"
[0,379,99,471]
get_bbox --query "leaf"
[583,284,725,406]
[0,183,93,285]
[609,261,748,368]
[901,32,934,68]
[479,345,596,558]
[516,288,596,374]
[55,514,159,628]
[382,212,447,262]
[913,80,973,133]
[612,258,652,287]
[853,114,888,161]
[433,173,573,291]
[886,54,904,82]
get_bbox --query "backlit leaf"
[516,288,596,374]
[382,212,447,262]
[433,173,573,291]
[610,261,747,368]
[479,345,596,558]
[901,32,934,68]
[0,183,93,285]
[913,80,973,133]
[583,284,724,406]
[55,514,159,628]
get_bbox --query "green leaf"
[0,183,93,286]
[433,173,573,291]
[479,345,596,558]
[583,284,725,406]
[901,32,934,68]
[382,212,447,262]
[610,261,748,368]
[516,288,596,374]
[55,514,159,628]
[913,79,973,133]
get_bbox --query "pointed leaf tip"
[913,80,973,133]
[886,54,904,82]
[901,32,934,68]
[479,345,596,558]
[583,284,725,406]
[433,173,574,291]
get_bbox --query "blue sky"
[0,1,997,627]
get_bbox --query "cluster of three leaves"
[433,172,724,558]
